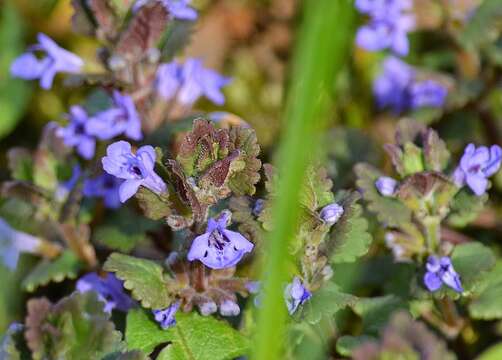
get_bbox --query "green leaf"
[0,2,31,140]
[104,253,172,309]
[447,188,488,227]
[93,208,160,252]
[300,166,334,211]
[7,148,33,182]
[102,350,149,360]
[451,242,496,292]
[476,342,502,360]
[126,309,250,359]
[468,262,502,320]
[351,295,407,334]
[22,251,82,292]
[135,187,172,221]
[26,292,124,360]
[302,282,358,324]
[459,0,502,50]
[355,163,412,227]
[33,149,58,192]
[325,192,372,263]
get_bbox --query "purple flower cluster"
[0,218,41,270]
[153,301,180,329]
[11,33,83,90]
[134,0,198,20]
[355,0,414,56]
[374,57,447,113]
[77,272,134,312]
[187,212,254,269]
[453,144,502,196]
[156,59,231,106]
[423,256,463,293]
[56,91,142,159]
[284,277,311,314]
[102,141,167,203]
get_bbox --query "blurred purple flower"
[219,300,240,316]
[284,277,311,315]
[153,301,180,329]
[355,0,412,19]
[133,0,197,20]
[411,80,448,109]
[319,203,344,225]
[452,144,502,196]
[102,141,167,203]
[11,33,83,89]
[187,211,254,269]
[56,106,96,160]
[0,218,42,270]
[423,256,463,293]
[77,272,134,312]
[155,59,231,106]
[86,91,142,141]
[375,176,398,196]
[83,173,123,209]
[198,300,217,316]
[373,56,414,113]
[55,164,82,202]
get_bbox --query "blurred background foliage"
[0,1,502,356]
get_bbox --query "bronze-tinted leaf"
[115,2,169,62]
[89,0,118,40]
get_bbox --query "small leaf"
[468,262,502,320]
[476,342,502,360]
[447,188,488,227]
[451,242,496,292]
[324,192,372,263]
[336,335,376,357]
[115,2,168,61]
[33,149,58,192]
[104,253,172,309]
[423,128,450,172]
[300,165,334,211]
[7,148,33,182]
[126,308,250,359]
[22,251,82,292]
[351,295,407,334]
[355,163,412,227]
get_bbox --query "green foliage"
[447,188,488,227]
[0,1,31,140]
[25,292,124,360]
[325,193,372,264]
[336,335,376,357]
[126,308,250,359]
[476,343,502,360]
[468,262,502,320]
[355,163,412,227]
[93,208,160,252]
[351,295,407,335]
[451,242,496,292]
[22,251,82,292]
[104,253,173,309]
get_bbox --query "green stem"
[424,216,441,253]
[251,1,354,359]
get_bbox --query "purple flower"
[187,212,254,269]
[284,277,311,314]
[134,0,197,20]
[198,300,217,316]
[153,302,180,329]
[0,218,41,270]
[452,144,502,196]
[10,33,83,89]
[252,199,265,217]
[375,176,398,196]
[102,141,167,203]
[319,203,344,225]
[155,59,231,106]
[86,91,142,141]
[355,0,412,19]
[77,272,134,312]
[423,256,463,293]
[374,56,415,113]
[219,300,240,316]
[411,80,448,109]
[56,106,96,159]
[83,173,123,209]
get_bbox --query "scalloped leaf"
[468,262,502,320]
[226,126,261,196]
[22,251,82,292]
[452,242,496,292]
[355,163,412,227]
[104,253,172,309]
[324,192,372,263]
[423,128,450,172]
[447,188,488,227]
[25,292,123,359]
[126,308,250,359]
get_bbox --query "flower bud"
[319,203,344,225]
[375,176,398,196]
[219,300,240,316]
